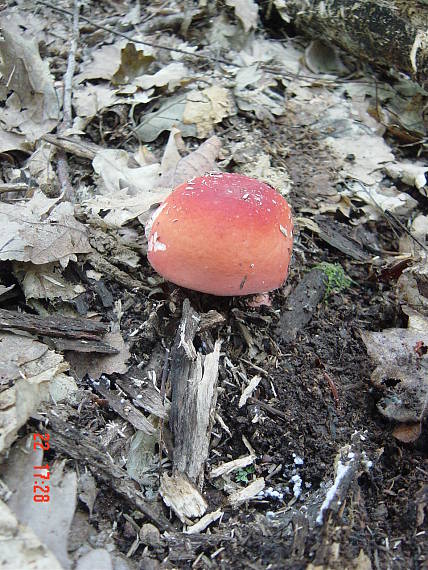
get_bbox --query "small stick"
[57,0,80,202]
[323,371,340,408]
[0,183,28,193]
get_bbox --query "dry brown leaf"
[361,328,428,429]
[226,0,259,32]
[0,192,91,266]
[0,18,59,141]
[0,333,69,453]
[392,422,422,443]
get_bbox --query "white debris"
[316,459,351,525]
[293,453,304,465]
[291,474,302,499]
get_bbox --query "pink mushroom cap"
[147,172,293,296]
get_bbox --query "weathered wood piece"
[87,252,143,290]
[160,472,208,522]
[315,217,371,262]
[0,308,108,340]
[93,377,156,435]
[42,134,102,160]
[115,373,169,420]
[169,299,221,487]
[276,268,327,343]
[43,414,173,531]
[275,0,428,87]
[45,337,119,354]
[165,530,232,562]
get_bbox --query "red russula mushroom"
[147,172,293,296]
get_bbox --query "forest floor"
[0,1,426,569]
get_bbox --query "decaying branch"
[43,413,173,531]
[274,0,428,87]
[159,300,221,523]
[0,308,108,340]
[169,299,221,487]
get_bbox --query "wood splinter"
[160,299,221,523]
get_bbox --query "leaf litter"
[0,1,427,569]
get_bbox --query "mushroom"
[146,172,293,296]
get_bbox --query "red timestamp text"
[33,433,50,503]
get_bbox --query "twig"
[247,397,288,421]
[57,0,80,203]
[42,134,102,160]
[323,371,340,408]
[0,183,28,193]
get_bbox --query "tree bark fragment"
[274,0,428,87]
[169,299,221,487]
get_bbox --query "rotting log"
[273,0,428,87]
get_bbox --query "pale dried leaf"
[137,87,236,142]
[76,41,153,84]
[0,500,63,570]
[136,94,189,142]
[133,62,189,91]
[76,550,113,570]
[2,438,76,569]
[361,328,428,424]
[92,149,161,194]
[0,333,69,452]
[159,134,222,188]
[26,142,58,190]
[226,0,259,32]
[78,471,98,517]
[14,262,86,301]
[183,86,236,138]
[0,192,91,265]
[385,161,428,194]
[73,84,119,118]
[0,18,59,141]
[0,128,30,153]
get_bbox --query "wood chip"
[93,377,156,435]
[184,508,223,534]
[210,454,256,479]
[160,472,207,522]
[239,375,262,408]
[228,477,265,508]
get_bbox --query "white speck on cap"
[280,225,288,237]
[148,231,166,252]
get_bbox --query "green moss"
[235,465,255,484]
[315,262,352,299]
